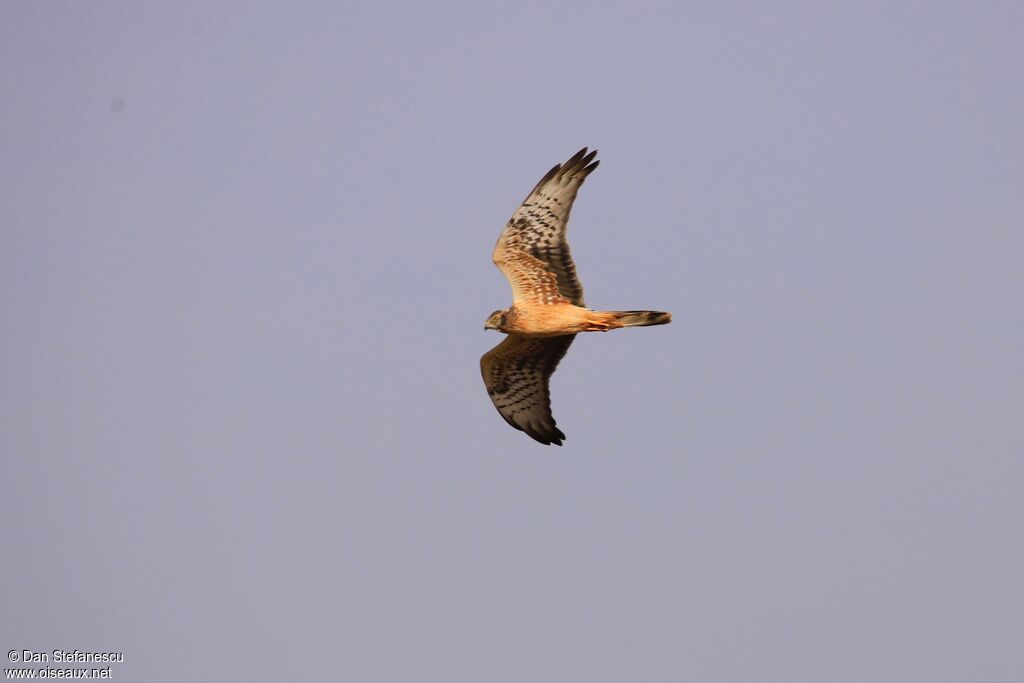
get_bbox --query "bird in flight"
[481,148,671,446]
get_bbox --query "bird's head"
[484,309,508,331]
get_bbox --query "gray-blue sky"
[2,2,1022,681]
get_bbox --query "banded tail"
[608,310,672,328]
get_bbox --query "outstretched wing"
[480,334,576,446]
[492,148,599,307]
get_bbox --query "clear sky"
[2,2,1022,681]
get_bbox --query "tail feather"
[609,310,672,328]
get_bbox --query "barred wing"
[492,148,599,307]
[480,334,576,446]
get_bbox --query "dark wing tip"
[494,402,566,446]
[525,426,565,446]
[527,148,600,196]
[523,416,566,446]
[566,147,589,165]
[561,148,598,183]
[558,147,599,181]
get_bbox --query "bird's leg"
[583,319,613,332]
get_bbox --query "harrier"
[481,148,671,446]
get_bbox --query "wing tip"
[527,426,566,446]
[561,147,599,180]
[523,146,600,198]
[500,417,566,446]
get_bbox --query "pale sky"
[2,2,1023,681]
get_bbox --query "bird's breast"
[501,303,589,337]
